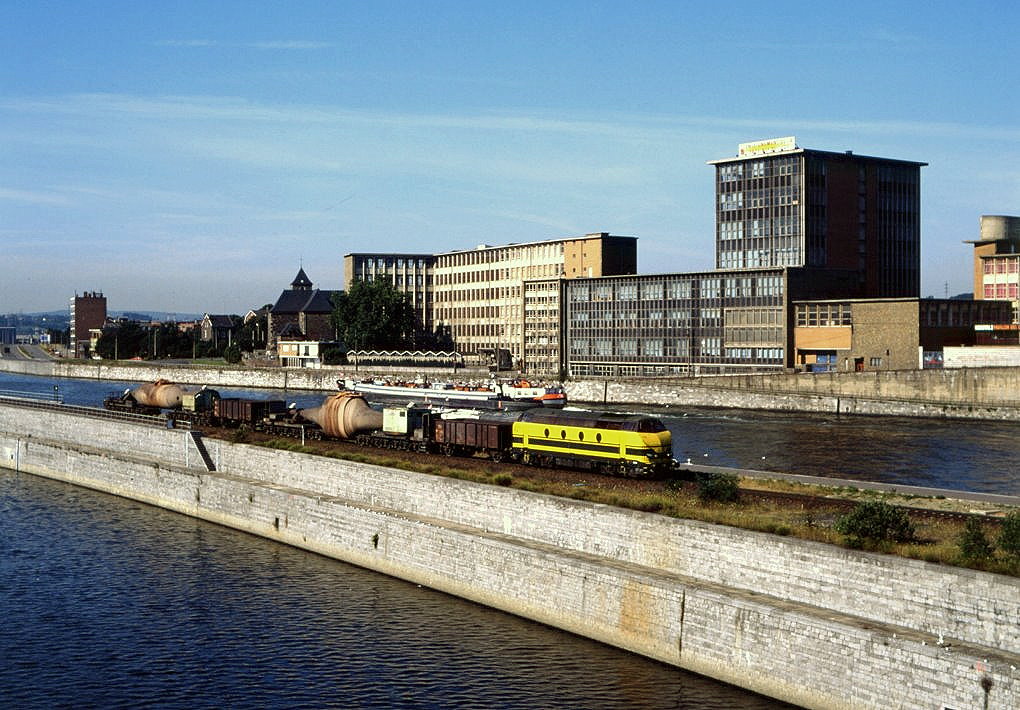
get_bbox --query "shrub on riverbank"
[835,501,916,549]
[696,471,740,503]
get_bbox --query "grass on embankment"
[255,436,1020,577]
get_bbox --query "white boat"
[339,377,566,408]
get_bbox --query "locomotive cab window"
[637,418,665,433]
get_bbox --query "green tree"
[223,343,242,364]
[236,307,270,353]
[46,327,68,348]
[95,321,198,360]
[319,345,346,365]
[957,517,994,562]
[96,322,148,359]
[834,501,916,547]
[998,510,1020,561]
[331,279,419,351]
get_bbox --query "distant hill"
[114,311,202,322]
[1,310,67,319]
[0,312,69,329]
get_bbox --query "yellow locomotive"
[510,408,673,476]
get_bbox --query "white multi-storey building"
[345,233,637,374]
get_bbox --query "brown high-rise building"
[69,291,106,358]
[708,137,926,298]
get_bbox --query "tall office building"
[562,139,930,376]
[345,233,637,374]
[342,253,435,332]
[69,291,106,358]
[708,137,926,298]
[432,233,636,373]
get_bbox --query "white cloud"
[250,41,333,50]
[154,39,217,47]
[5,93,1020,148]
[154,39,333,50]
[0,187,70,205]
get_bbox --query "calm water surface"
[0,472,790,709]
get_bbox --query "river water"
[1,370,1016,707]
[0,471,790,708]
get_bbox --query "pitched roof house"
[267,268,340,349]
[200,313,240,347]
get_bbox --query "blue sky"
[2,1,1018,313]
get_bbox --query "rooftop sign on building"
[738,136,797,157]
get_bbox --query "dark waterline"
[0,472,791,709]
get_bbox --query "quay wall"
[5,357,1020,420]
[568,368,1020,420]
[0,358,346,392]
[1,402,1017,709]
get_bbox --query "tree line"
[93,279,447,361]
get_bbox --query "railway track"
[3,395,1011,527]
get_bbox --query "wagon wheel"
[443,443,455,457]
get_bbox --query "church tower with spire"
[267,267,340,350]
[290,267,313,291]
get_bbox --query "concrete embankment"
[1,400,1017,709]
[4,357,1020,420]
[570,368,1020,420]
[0,357,346,392]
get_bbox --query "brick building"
[69,291,106,358]
[268,268,339,349]
[792,298,1013,371]
[966,214,1020,321]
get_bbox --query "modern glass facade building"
[561,138,928,376]
[709,137,926,298]
[563,268,787,376]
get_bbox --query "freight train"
[103,380,676,477]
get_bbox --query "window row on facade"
[983,257,1020,274]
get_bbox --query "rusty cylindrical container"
[131,379,198,409]
[299,392,383,439]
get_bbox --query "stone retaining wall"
[1,402,1017,708]
[568,376,1020,420]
